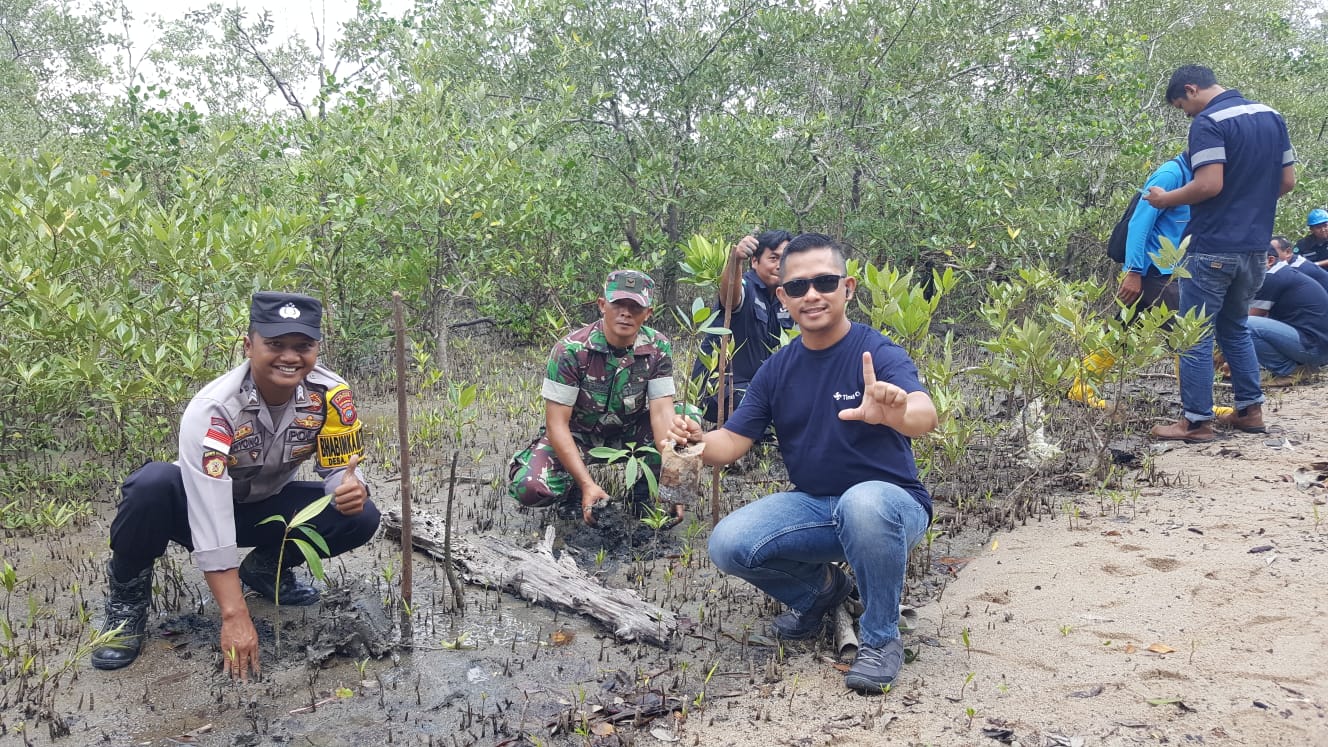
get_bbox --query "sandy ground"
[695,386,1328,746]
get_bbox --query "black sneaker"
[771,565,853,640]
[844,638,905,693]
[239,549,321,606]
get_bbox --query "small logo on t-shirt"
[833,390,861,402]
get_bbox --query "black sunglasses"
[781,274,846,298]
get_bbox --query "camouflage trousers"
[507,429,660,507]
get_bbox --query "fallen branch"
[381,510,677,646]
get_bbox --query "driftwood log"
[381,510,678,647]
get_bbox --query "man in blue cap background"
[1294,209,1328,266]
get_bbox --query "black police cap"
[249,292,323,340]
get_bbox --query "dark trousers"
[109,461,380,577]
[1120,272,1181,327]
[1140,272,1180,312]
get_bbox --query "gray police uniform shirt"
[179,362,363,573]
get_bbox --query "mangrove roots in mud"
[381,510,678,646]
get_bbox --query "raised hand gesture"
[837,352,909,426]
[333,453,367,515]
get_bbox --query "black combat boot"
[239,548,321,606]
[90,562,153,670]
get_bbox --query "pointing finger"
[861,351,877,389]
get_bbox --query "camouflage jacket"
[179,362,364,572]
[540,320,676,443]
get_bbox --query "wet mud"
[0,338,1146,746]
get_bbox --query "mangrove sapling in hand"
[672,296,732,414]
[678,234,730,291]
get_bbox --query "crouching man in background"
[92,292,379,681]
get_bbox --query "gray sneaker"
[844,638,904,693]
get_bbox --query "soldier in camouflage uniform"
[508,270,694,525]
[91,292,378,682]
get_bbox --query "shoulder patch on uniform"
[203,417,233,454]
[329,387,357,425]
[202,450,227,478]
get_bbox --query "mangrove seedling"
[258,494,332,648]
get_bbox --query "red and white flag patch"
[203,416,234,453]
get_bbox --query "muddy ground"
[2,340,1326,747]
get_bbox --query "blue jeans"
[1247,315,1328,376]
[1178,252,1266,420]
[707,482,930,647]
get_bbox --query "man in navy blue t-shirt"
[1244,247,1328,390]
[692,230,796,423]
[685,232,938,694]
[1144,65,1296,441]
[1271,235,1328,295]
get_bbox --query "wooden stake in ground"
[710,249,743,526]
[443,450,465,611]
[391,291,414,608]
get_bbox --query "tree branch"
[229,17,308,120]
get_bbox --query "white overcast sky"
[122,0,413,49]
[106,0,413,108]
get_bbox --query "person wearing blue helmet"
[1295,209,1328,266]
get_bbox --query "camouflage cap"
[250,291,323,340]
[604,270,655,308]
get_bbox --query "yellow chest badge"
[317,384,364,468]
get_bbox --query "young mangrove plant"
[588,442,660,500]
[258,494,333,648]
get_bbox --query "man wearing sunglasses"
[686,233,938,694]
[508,270,694,525]
[692,229,796,423]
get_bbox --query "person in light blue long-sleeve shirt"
[1118,153,1192,308]
[1069,153,1193,409]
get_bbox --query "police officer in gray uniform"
[92,292,378,680]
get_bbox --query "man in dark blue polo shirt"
[1271,235,1328,294]
[1244,247,1328,392]
[1295,210,1328,266]
[690,233,938,695]
[1144,65,1296,441]
[693,229,796,423]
